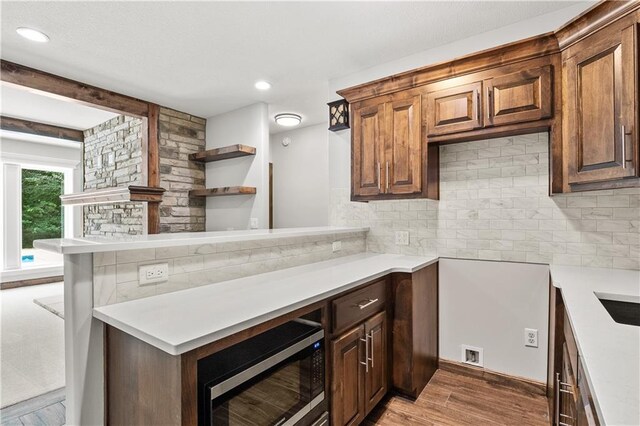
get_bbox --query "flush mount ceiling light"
[16,27,50,43]
[275,113,301,127]
[254,80,271,90]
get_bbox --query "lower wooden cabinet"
[363,312,388,413]
[331,311,388,426]
[548,284,601,426]
[332,326,366,426]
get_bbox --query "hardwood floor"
[0,388,65,426]
[0,369,548,425]
[365,369,550,426]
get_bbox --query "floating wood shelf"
[189,144,256,163]
[189,186,257,197]
[60,186,165,206]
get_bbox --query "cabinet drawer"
[564,311,578,376]
[333,280,387,333]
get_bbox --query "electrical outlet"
[250,218,259,229]
[332,241,342,252]
[139,263,169,285]
[395,231,409,246]
[525,328,538,347]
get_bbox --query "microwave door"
[209,349,312,426]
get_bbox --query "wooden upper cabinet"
[352,102,385,198]
[485,65,552,127]
[564,20,638,185]
[386,94,422,195]
[351,92,430,201]
[426,81,483,136]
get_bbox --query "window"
[21,169,64,267]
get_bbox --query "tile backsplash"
[93,231,366,306]
[330,132,639,270]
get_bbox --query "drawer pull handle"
[357,298,379,310]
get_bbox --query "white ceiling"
[1,1,591,133]
[1,84,119,130]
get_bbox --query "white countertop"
[33,226,368,254]
[550,265,640,426]
[93,253,437,355]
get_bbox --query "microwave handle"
[209,329,324,400]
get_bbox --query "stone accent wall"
[83,115,145,236]
[93,231,366,305]
[158,107,206,233]
[330,132,640,270]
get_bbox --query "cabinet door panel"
[566,24,637,184]
[386,95,422,195]
[352,103,385,197]
[485,65,552,127]
[331,326,365,426]
[426,81,482,136]
[364,311,388,414]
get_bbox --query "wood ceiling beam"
[0,115,84,142]
[0,60,149,117]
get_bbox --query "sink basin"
[596,292,640,327]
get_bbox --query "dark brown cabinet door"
[331,326,366,426]
[559,343,578,426]
[363,311,388,414]
[426,80,483,136]
[565,23,638,185]
[485,65,552,127]
[385,94,423,195]
[352,101,385,198]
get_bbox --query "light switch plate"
[139,263,169,285]
[250,218,259,229]
[332,241,342,252]
[395,231,410,246]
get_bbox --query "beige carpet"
[0,282,64,408]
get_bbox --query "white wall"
[327,3,593,190]
[205,103,269,231]
[439,259,549,382]
[271,124,329,228]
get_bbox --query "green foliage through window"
[22,169,64,248]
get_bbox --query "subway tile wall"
[93,231,366,306]
[330,133,640,270]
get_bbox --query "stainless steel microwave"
[198,320,327,426]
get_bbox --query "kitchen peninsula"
[34,226,440,425]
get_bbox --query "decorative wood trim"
[147,104,160,234]
[0,116,83,142]
[0,61,170,234]
[337,33,560,103]
[188,144,256,162]
[0,275,64,290]
[438,358,547,397]
[0,60,149,117]
[189,186,256,197]
[60,185,165,205]
[554,0,640,50]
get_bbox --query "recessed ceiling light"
[255,81,271,90]
[16,27,50,43]
[275,113,301,127]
